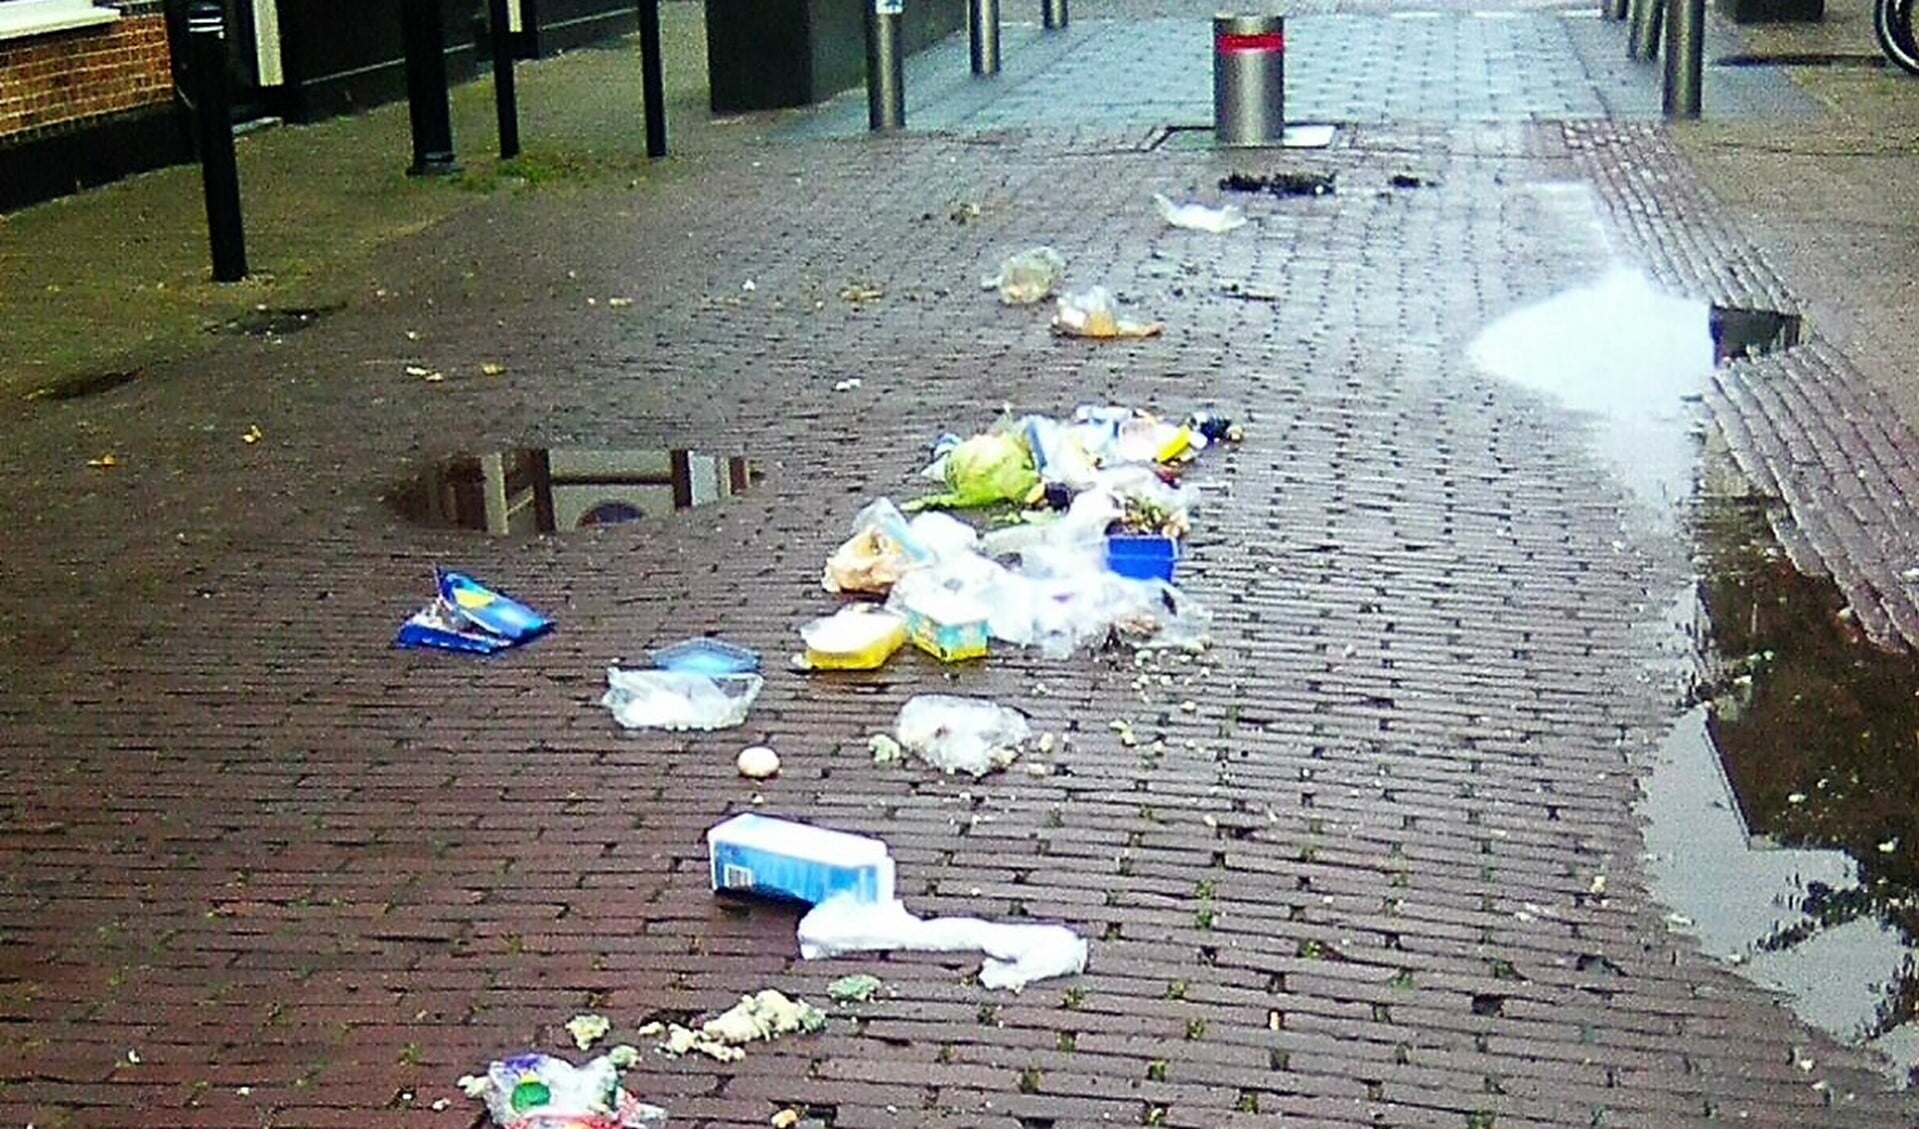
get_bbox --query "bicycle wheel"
[1874,0,1919,76]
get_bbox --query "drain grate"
[1710,305,1802,363]
[1716,51,1888,68]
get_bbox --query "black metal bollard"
[970,0,1001,75]
[1043,0,1067,29]
[865,0,904,131]
[487,0,520,159]
[637,0,667,157]
[186,2,246,282]
[401,0,459,175]
[1663,0,1704,116]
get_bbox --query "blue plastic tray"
[651,637,761,675]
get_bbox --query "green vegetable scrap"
[827,974,883,1003]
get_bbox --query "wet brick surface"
[2,115,1915,1128]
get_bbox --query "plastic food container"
[1106,533,1180,582]
[899,590,991,662]
[707,813,896,905]
[798,607,908,670]
[650,637,761,676]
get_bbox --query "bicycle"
[1875,0,1919,74]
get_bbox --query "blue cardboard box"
[707,813,895,905]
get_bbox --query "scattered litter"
[86,453,118,469]
[906,432,1039,511]
[981,246,1067,305]
[799,895,1088,991]
[771,1109,801,1129]
[894,571,993,661]
[894,695,1031,776]
[1152,193,1247,233]
[242,424,264,444]
[823,498,937,595]
[796,606,907,671]
[1218,280,1282,303]
[948,200,982,224]
[1388,173,1440,189]
[742,279,757,292]
[565,1014,611,1051]
[827,973,883,1003]
[481,362,507,376]
[868,733,904,764]
[395,570,554,655]
[839,283,884,303]
[601,668,763,730]
[708,812,896,904]
[832,377,863,392]
[653,989,826,1062]
[459,1051,667,1129]
[608,297,634,308]
[651,637,761,676]
[1052,286,1164,339]
[737,745,781,780]
[1219,170,1336,197]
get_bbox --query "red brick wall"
[0,13,173,141]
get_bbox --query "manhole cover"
[388,446,758,535]
[25,368,142,401]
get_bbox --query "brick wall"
[0,10,174,143]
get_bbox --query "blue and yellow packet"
[395,570,554,654]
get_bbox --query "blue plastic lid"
[651,637,762,675]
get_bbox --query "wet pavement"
[7,2,1919,1127]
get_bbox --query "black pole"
[186,2,247,282]
[637,0,667,157]
[401,0,459,175]
[487,0,520,159]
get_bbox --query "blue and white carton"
[707,813,895,906]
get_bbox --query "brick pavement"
[5,5,1919,1129]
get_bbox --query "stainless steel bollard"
[1042,0,1067,29]
[971,0,1001,75]
[1213,14,1285,148]
[866,0,905,130]
[1663,0,1704,116]
[1627,0,1663,59]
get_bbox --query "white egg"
[737,745,781,779]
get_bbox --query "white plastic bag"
[797,894,1089,991]
[1052,287,1164,339]
[462,1051,668,1129]
[894,694,1031,776]
[601,668,763,731]
[981,246,1067,305]
[1153,192,1248,233]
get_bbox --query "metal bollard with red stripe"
[1213,14,1285,147]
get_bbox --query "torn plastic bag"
[1052,286,1163,340]
[981,245,1067,305]
[894,694,1031,776]
[823,498,935,595]
[462,1051,667,1129]
[1153,192,1248,233]
[798,894,1088,991]
[602,668,763,731]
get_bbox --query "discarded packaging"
[1052,287,1164,339]
[601,668,763,731]
[798,894,1088,991]
[650,637,760,676]
[822,498,933,595]
[651,989,826,1062]
[1106,533,1180,582]
[896,581,992,662]
[796,606,908,670]
[1219,169,1336,197]
[894,694,1031,776]
[708,812,896,905]
[981,245,1067,305]
[1153,192,1248,233]
[459,1051,667,1129]
[395,571,553,655]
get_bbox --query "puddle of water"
[1466,267,1713,522]
[388,447,756,535]
[24,368,142,402]
[1636,487,1919,1078]
[1711,304,1803,362]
